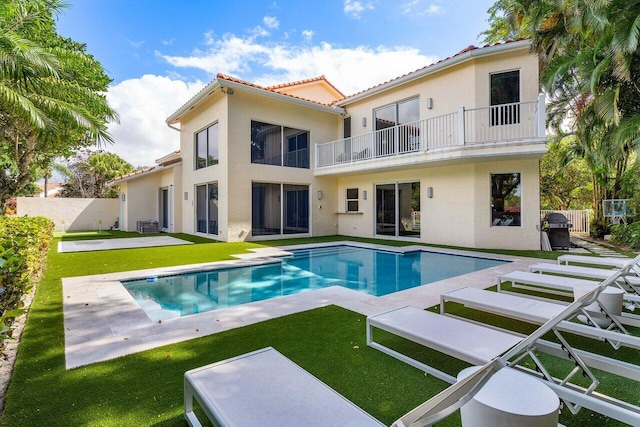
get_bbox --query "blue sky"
[55,0,497,168]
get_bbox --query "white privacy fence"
[541,210,592,234]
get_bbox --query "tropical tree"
[59,150,133,198]
[0,0,117,212]
[483,0,640,229]
[539,138,592,210]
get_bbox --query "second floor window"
[195,122,219,169]
[251,120,310,169]
[490,70,520,126]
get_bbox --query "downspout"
[167,123,180,132]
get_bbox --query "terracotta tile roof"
[338,39,529,104]
[217,73,341,107]
[266,75,345,98]
[112,166,156,182]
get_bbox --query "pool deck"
[63,242,542,369]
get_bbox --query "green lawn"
[0,233,636,426]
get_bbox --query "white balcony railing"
[316,96,545,168]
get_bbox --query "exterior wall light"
[317,190,323,200]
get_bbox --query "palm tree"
[0,0,117,211]
[484,0,640,230]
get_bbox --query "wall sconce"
[426,98,433,109]
[121,193,126,202]
[427,187,433,198]
[184,192,189,200]
[361,117,367,127]
[362,190,367,200]
[317,190,323,200]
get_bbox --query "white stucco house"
[111,39,547,250]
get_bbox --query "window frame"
[346,188,359,212]
[195,122,219,170]
[251,120,310,169]
[490,172,521,227]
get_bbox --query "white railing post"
[457,107,465,145]
[536,93,546,138]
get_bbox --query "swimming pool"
[122,245,508,321]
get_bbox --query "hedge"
[610,221,640,250]
[0,216,54,348]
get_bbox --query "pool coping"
[62,241,540,369]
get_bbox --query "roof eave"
[108,161,182,186]
[166,80,221,125]
[221,78,345,115]
[336,39,532,106]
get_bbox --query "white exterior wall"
[17,197,118,232]
[117,165,181,232]
[177,88,342,242]
[334,158,541,250]
[178,91,229,239]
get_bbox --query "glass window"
[491,173,521,227]
[490,71,520,125]
[252,183,309,236]
[251,121,309,169]
[196,183,218,234]
[346,188,359,212]
[195,123,219,169]
[284,129,309,168]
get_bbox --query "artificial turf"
[0,233,636,426]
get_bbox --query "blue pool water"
[122,245,508,321]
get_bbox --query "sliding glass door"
[375,181,420,238]
[195,182,218,235]
[252,183,309,236]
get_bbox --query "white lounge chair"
[498,270,640,318]
[558,254,640,276]
[184,347,384,427]
[529,262,640,292]
[441,287,640,350]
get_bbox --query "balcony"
[315,96,546,170]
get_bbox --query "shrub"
[0,216,54,347]
[610,221,640,250]
[590,217,610,238]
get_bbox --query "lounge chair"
[498,270,640,318]
[558,254,640,275]
[184,347,384,427]
[529,262,640,292]
[368,259,640,422]
[440,287,640,350]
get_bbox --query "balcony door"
[374,98,420,156]
[375,181,420,238]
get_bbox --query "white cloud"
[402,0,443,16]
[301,30,314,42]
[263,16,279,29]
[344,0,374,18]
[159,34,437,96]
[105,75,203,168]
